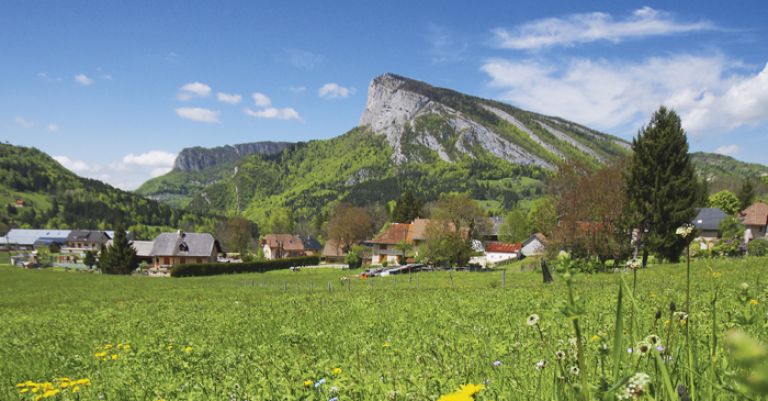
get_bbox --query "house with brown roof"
[261,234,322,260]
[740,202,768,241]
[368,218,431,265]
[471,241,523,266]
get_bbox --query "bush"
[170,256,319,277]
[345,251,362,269]
[748,239,768,257]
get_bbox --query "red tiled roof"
[370,223,411,245]
[741,203,768,227]
[485,242,522,254]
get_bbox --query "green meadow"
[2,258,768,400]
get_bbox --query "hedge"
[170,256,320,277]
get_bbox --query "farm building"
[261,234,322,260]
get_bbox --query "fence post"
[348,279,351,292]
[502,270,506,289]
[417,272,420,290]
[328,281,332,293]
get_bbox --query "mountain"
[0,143,218,239]
[137,73,633,224]
[691,152,768,195]
[174,141,294,171]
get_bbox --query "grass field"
[2,258,768,400]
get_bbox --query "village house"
[368,218,430,265]
[59,230,114,263]
[521,233,547,256]
[692,207,726,249]
[321,239,372,265]
[150,231,222,267]
[261,234,322,260]
[740,202,768,242]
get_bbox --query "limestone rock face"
[174,141,293,171]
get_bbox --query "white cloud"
[278,48,324,70]
[244,107,301,121]
[75,74,93,86]
[54,155,92,173]
[177,81,212,100]
[217,92,242,104]
[493,7,714,50]
[318,83,356,99]
[150,167,173,178]
[714,144,740,156]
[252,92,272,107]
[175,107,220,123]
[47,124,58,132]
[123,150,177,167]
[14,116,34,128]
[481,55,768,136]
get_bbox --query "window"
[163,257,169,265]
[180,257,186,264]
[179,242,189,252]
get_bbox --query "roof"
[33,237,69,246]
[485,242,522,254]
[322,240,346,257]
[150,231,219,257]
[523,233,548,246]
[263,234,322,252]
[132,241,155,257]
[370,223,412,245]
[67,230,112,244]
[692,208,727,231]
[741,202,768,227]
[410,218,431,241]
[0,229,72,246]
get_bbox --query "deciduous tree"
[327,203,374,253]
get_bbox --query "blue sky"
[1,0,767,189]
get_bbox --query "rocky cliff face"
[173,141,293,171]
[359,73,628,168]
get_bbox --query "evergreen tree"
[391,190,422,223]
[83,250,96,269]
[738,180,755,210]
[100,221,137,274]
[626,107,699,263]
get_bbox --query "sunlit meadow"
[2,257,767,400]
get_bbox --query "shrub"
[748,239,768,257]
[345,251,362,269]
[170,256,319,277]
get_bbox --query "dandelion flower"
[750,299,759,306]
[332,367,341,375]
[110,354,118,360]
[303,380,313,388]
[590,335,600,342]
[526,314,540,326]
[383,341,391,348]
[184,346,193,353]
[94,351,107,358]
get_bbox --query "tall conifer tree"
[100,221,138,274]
[626,107,698,262]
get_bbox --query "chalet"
[0,229,72,251]
[368,218,431,265]
[59,230,114,263]
[322,239,371,265]
[692,208,726,247]
[261,234,322,260]
[131,240,155,264]
[521,233,547,256]
[150,231,222,267]
[740,202,768,242]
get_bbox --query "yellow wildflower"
[94,351,107,358]
[110,354,119,360]
[750,299,759,306]
[72,386,80,393]
[42,388,60,398]
[437,383,485,401]
[184,346,193,353]
[332,367,342,375]
[383,341,391,348]
[20,388,29,394]
[72,378,91,386]
[712,271,722,279]
[591,335,600,342]
[34,395,42,401]
[303,380,313,388]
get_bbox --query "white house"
[521,233,547,256]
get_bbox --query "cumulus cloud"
[244,107,301,121]
[217,92,242,104]
[493,7,715,50]
[123,150,177,167]
[318,83,356,99]
[178,82,212,100]
[175,107,220,123]
[481,55,768,136]
[252,92,272,107]
[75,74,94,86]
[47,124,58,132]
[150,167,173,178]
[54,155,92,173]
[14,116,34,128]
[714,144,740,156]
